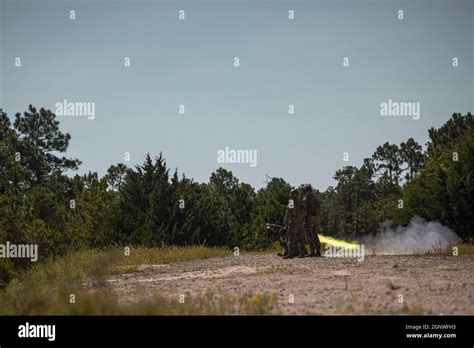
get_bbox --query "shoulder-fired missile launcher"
[265,223,289,257]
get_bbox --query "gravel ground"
[105,253,474,315]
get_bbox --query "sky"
[0,0,472,190]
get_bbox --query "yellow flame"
[318,234,359,250]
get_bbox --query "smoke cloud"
[365,216,461,255]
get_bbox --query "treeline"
[319,113,473,242]
[0,105,473,282]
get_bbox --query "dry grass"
[415,243,474,256]
[0,246,275,315]
[113,245,231,273]
[11,287,279,315]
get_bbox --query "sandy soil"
[105,253,474,315]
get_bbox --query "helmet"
[289,189,298,198]
[303,184,313,193]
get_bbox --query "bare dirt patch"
[104,253,474,315]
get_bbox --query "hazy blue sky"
[1,0,472,190]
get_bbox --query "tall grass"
[415,243,474,256]
[1,246,278,315]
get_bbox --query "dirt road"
[105,253,474,315]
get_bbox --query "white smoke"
[365,216,461,255]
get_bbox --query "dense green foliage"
[319,113,473,241]
[0,106,472,283]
